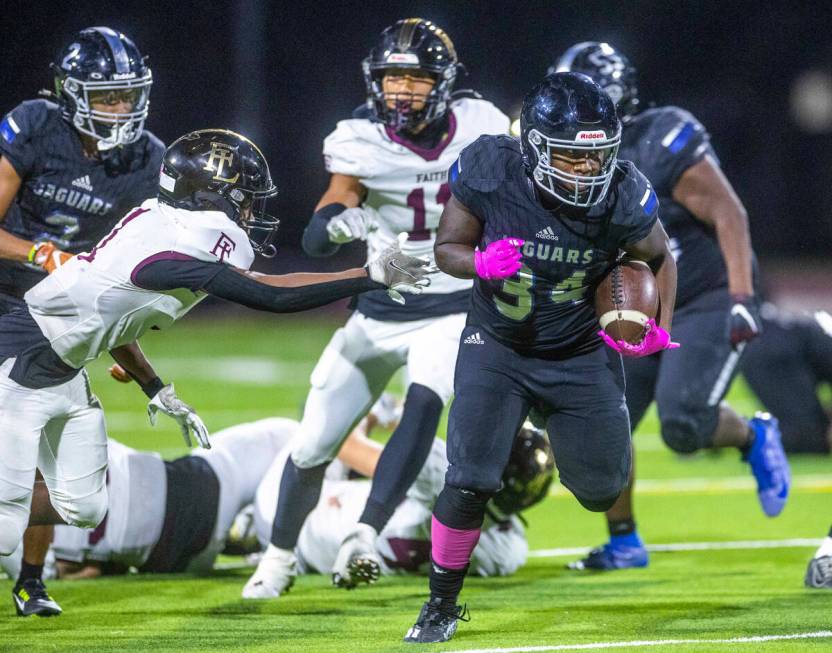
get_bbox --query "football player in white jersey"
[253,422,553,583]
[244,18,509,599]
[0,128,433,604]
[0,417,297,580]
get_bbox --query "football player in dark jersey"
[403,73,679,644]
[0,26,164,617]
[555,42,791,572]
[743,306,832,454]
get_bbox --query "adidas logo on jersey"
[536,226,558,241]
[463,332,485,345]
[72,175,93,192]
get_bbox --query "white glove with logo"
[366,232,437,305]
[326,207,377,244]
[147,383,211,449]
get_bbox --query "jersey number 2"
[406,183,450,241]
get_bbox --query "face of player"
[381,68,437,113]
[549,147,606,179]
[88,88,141,115]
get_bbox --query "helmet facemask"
[363,59,456,133]
[57,69,152,151]
[228,187,280,258]
[526,126,620,207]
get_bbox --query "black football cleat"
[805,556,832,589]
[403,598,469,644]
[12,578,62,617]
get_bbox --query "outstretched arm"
[673,154,753,297]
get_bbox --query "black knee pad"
[433,485,492,530]
[660,415,708,454]
[575,493,620,512]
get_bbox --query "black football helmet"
[363,18,460,133]
[520,72,621,208]
[52,27,152,151]
[158,129,280,256]
[552,42,639,121]
[492,423,555,517]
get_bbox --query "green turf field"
[2,314,831,652]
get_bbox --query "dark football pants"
[624,289,743,453]
[446,325,631,511]
[742,314,832,453]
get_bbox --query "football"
[595,259,659,344]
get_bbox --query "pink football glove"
[474,238,524,280]
[599,318,680,358]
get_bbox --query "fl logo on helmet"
[203,142,240,183]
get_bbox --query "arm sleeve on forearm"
[301,203,347,257]
[203,265,384,314]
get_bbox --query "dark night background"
[2,0,832,291]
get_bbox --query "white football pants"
[0,358,108,555]
[290,311,465,468]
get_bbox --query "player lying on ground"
[0,26,164,617]
[555,42,790,572]
[403,72,679,644]
[805,523,832,589]
[251,419,552,586]
[0,128,433,616]
[245,18,509,598]
[0,417,294,580]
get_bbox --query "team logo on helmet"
[204,142,240,183]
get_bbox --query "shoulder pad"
[322,118,381,179]
[171,208,255,270]
[641,105,708,153]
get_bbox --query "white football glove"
[326,207,377,244]
[147,383,211,449]
[366,232,438,304]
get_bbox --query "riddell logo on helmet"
[574,130,607,142]
[386,52,420,65]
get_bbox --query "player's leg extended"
[244,318,400,598]
[405,326,530,644]
[571,352,659,571]
[337,314,465,588]
[546,346,632,514]
[743,313,831,453]
[0,367,44,557]
[655,294,790,516]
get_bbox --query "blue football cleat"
[568,534,649,571]
[745,413,790,517]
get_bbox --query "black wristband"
[302,203,347,257]
[140,376,165,399]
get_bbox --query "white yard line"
[447,630,832,653]
[549,474,832,496]
[528,537,822,558]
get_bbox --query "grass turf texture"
[2,314,831,652]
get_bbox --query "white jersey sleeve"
[24,199,253,368]
[323,119,383,179]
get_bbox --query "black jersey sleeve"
[448,134,513,218]
[0,100,50,179]
[132,256,226,292]
[133,257,382,313]
[612,161,660,246]
[639,107,715,192]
